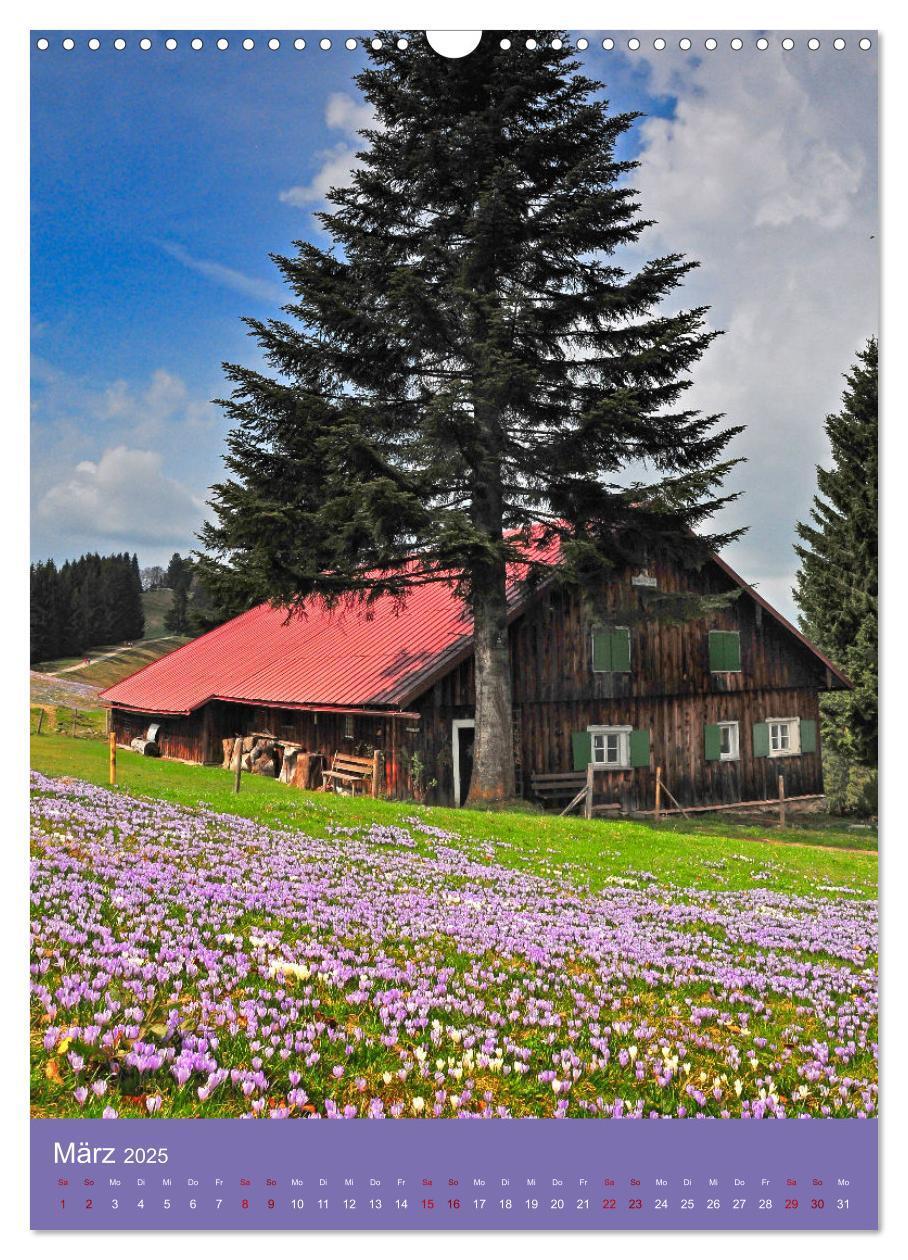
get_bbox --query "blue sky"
[31,32,877,619]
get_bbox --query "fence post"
[109,731,117,786]
[585,761,594,820]
[655,766,662,821]
[36,709,44,736]
[232,736,244,794]
[371,748,382,798]
[778,773,786,827]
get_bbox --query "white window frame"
[766,717,801,757]
[718,720,740,762]
[452,718,476,807]
[588,724,632,770]
[344,714,355,740]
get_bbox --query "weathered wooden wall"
[111,706,217,764]
[111,701,420,796]
[111,557,834,811]
[411,559,830,809]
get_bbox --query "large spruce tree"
[795,338,878,771]
[200,32,742,802]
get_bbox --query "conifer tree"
[30,559,60,663]
[200,32,742,802]
[164,554,194,634]
[795,338,878,770]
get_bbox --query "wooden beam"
[232,736,243,795]
[656,777,692,820]
[633,793,824,818]
[559,785,589,817]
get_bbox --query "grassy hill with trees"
[139,587,175,639]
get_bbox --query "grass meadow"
[30,729,877,1121]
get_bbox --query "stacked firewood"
[220,737,325,788]
[220,736,282,778]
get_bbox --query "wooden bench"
[529,770,587,805]
[322,750,381,797]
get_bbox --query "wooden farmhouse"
[102,536,849,814]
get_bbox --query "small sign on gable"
[631,570,658,589]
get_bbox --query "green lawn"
[30,727,877,899]
[30,705,106,739]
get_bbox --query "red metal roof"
[101,535,849,716]
[101,537,562,716]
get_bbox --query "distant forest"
[30,552,144,664]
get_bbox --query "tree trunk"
[466,555,515,804]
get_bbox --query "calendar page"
[29,27,879,1232]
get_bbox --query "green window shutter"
[629,729,650,768]
[704,723,722,761]
[709,630,742,671]
[800,719,817,753]
[592,628,631,672]
[571,730,592,770]
[752,722,770,757]
[725,632,741,672]
[591,629,611,672]
[611,628,631,672]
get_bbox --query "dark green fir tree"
[199,31,743,802]
[794,338,878,784]
[164,553,194,634]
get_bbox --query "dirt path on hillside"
[51,636,182,676]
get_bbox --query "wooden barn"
[101,539,850,814]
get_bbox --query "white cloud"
[37,445,204,548]
[160,241,284,305]
[622,46,877,619]
[279,91,378,210]
[279,141,363,208]
[99,368,207,435]
[324,92,375,134]
[31,363,224,562]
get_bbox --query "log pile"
[220,737,325,788]
[220,736,282,778]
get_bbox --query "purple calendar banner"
[31,1118,877,1230]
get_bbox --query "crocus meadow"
[30,772,877,1120]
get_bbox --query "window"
[705,720,740,761]
[589,725,631,769]
[718,720,739,761]
[753,718,815,758]
[591,626,631,673]
[767,718,800,757]
[344,714,354,740]
[708,630,742,672]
